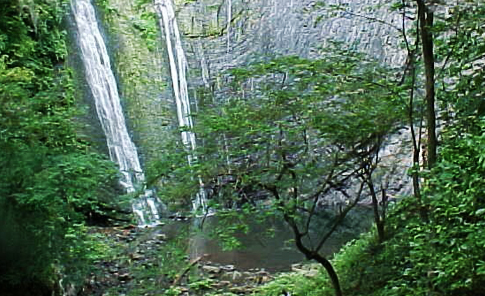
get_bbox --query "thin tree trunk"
[417,0,437,169]
[409,53,429,221]
[367,178,385,243]
[402,1,429,221]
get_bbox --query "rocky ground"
[78,223,317,296]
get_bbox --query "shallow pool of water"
[158,207,372,272]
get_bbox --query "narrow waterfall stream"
[154,0,208,213]
[226,0,232,54]
[71,0,161,227]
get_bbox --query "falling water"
[71,0,161,227]
[226,0,232,54]
[154,0,208,213]
[196,40,211,88]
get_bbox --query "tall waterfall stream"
[154,0,208,213]
[71,0,162,227]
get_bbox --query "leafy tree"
[287,2,485,295]
[224,2,485,295]
[160,48,405,296]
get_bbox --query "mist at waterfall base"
[156,206,373,272]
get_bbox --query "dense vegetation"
[155,1,485,295]
[0,0,119,294]
[249,1,485,295]
[1,0,484,295]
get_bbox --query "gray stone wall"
[172,0,413,199]
[175,0,407,90]
[100,0,411,185]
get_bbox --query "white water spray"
[154,0,208,213]
[71,0,162,227]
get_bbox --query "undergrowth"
[255,191,485,296]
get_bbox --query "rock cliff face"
[175,0,406,91]
[99,0,176,165]
[176,0,412,198]
[100,0,409,177]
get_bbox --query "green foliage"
[261,2,485,292]
[370,4,485,293]
[155,48,405,296]
[0,0,119,293]
[255,174,485,295]
[268,118,485,295]
[188,278,214,290]
[352,148,485,295]
[132,12,158,50]
[188,50,405,212]
[434,1,485,122]
[147,142,200,209]
[164,287,184,296]
[254,266,331,296]
[239,4,485,294]
[209,214,248,251]
[101,0,159,51]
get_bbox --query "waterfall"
[71,0,161,227]
[154,0,208,213]
[226,0,232,54]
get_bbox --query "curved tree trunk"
[312,254,343,296]
[263,165,349,296]
[289,218,343,296]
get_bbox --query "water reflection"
[162,207,373,272]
